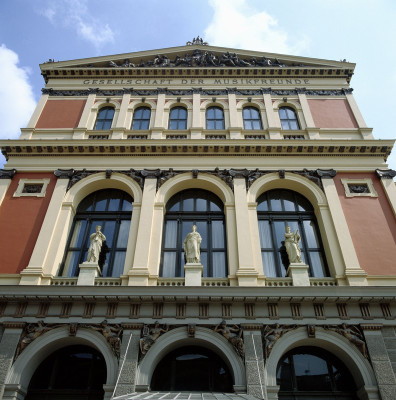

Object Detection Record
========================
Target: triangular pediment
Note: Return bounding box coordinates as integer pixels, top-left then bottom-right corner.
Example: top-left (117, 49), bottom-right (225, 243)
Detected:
top-left (40, 44), bottom-right (354, 71)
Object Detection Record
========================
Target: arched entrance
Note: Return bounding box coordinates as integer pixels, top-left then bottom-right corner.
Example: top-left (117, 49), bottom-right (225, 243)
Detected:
top-left (25, 345), bottom-right (107, 400)
top-left (277, 346), bottom-right (358, 399)
top-left (151, 345), bottom-right (233, 392)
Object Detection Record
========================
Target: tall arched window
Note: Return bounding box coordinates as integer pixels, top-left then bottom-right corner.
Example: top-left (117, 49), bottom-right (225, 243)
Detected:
top-left (279, 106), bottom-right (300, 130)
top-left (243, 106), bottom-right (262, 130)
top-left (169, 106), bottom-right (187, 129)
top-left (60, 189), bottom-right (133, 278)
top-left (257, 189), bottom-right (327, 277)
top-left (132, 106), bottom-right (151, 130)
top-left (206, 106), bottom-right (225, 129)
top-left (94, 106), bottom-right (115, 130)
top-left (26, 345), bottom-right (107, 400)
top-left (161, 189), bottom-right (227, 278)
top-left (277, 347), bottom-right (358, 399)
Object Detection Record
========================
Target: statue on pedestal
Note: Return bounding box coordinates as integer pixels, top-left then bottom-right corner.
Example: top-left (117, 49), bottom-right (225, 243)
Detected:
top-left (284, 226), bottom-right (302, 263)
top-left (87, 225), bottom-right (106, 263)
top-left (183, 225), bottom-right (202, 263)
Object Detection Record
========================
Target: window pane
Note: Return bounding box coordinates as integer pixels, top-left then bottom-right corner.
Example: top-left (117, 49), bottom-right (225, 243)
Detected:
top-left (257, 198), bottom-right (268, 211)
top-left (309, 252), bottom-right (325, 277)
top-left (164, 220), bottom-right (178, 248)
top-left (207, 108), bottom-right (215, 118)
top-left (169, 201), bottom-right (180, 212)
top-left (122, 199), bottom-right (133, 211)
top-left (212, 220), bottom-right (225, 248)
top-left (244, 120), bottom-right (253, 130)
top-left (116, 220), bottom-right (131, 248)
top-left (293, 353), bottom-right (331, 391)
top-left (212, 252), bottom-right (226, 277)
top-left (195, 221), bottom-right (207, 249)
top-left (252, 120), bottom-right (262, 130)
top-left (183, 198), bottom-right (194, 211)
top-left (285, 108), bottom-right (295, 119)
top-left (200, 252), bottom-right (208, 277)
top-left (102, 120), bottom-right (112, 130)
top-left (196, 198), bottom-right (207, 212)
top-left (303, 220), bottom-right (319, 248)
top-left (215, 120), bottom-right (224, 130)
top-left (269, 192), bottom-right (282, 211)
top-left (277, 356), bottom-right (293, 390)
top-left (258, 220), bottom-right (272, 248)
top-left (210, 201), bottom-right (221, 212)
top-left (207, 120), bottom-right (215, 130)
top-left (215, 108), bottom-right (223, 119)
top-left (162, 252), bottom-right (177, 277)
top-left (94, 192), bottom-right (108, 211)
top-left (142, 108), bottom-right (150, 118)
top-left (289, 121), bottom-right (299, 130)
top-left (111, 251), bottom-right (126, 277)
top-left (69, 220), bottom-right (87, 248)
top-left (140, 120), bottom-right (149, 129)
top-left (281, 121), bottom-right (290, 130)
top-left (169, 120), bottom-right (178, 130)
top-left (282, 190), bottom-right (295, 211)
top-left (179, 120), bottom-right (187, 129)
top-left (262, 252), bottom-right (277, 277)
top-left (64, 251), bottom-right (80, 277)
top-left (243, 108), bottom-right (250, 118)
top-left (279, 108), bottom-right (287, 119)
top-left (179, 108), bottom-right (187, 118)
top-left (102, 220), bottom-right (115, 248)
top-left (108, 194), bottom-right (121, 211)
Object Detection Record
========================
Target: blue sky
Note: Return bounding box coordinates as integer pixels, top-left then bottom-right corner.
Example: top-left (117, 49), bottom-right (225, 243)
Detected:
top-left (0, 0), bottom-right (395, 170)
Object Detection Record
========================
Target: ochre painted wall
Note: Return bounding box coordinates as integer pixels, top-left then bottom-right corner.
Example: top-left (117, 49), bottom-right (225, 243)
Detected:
top-left (36, 99), bottom-right (86, 128)
top-left (335, 173), bottom-right (396, 275)
top-left (0, 173), bottom-right (56, 274)
top-left (308, 99), bottom-right (358, 128)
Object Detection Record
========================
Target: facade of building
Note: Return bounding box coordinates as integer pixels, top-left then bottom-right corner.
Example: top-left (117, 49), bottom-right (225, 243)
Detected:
top-left (0, 40), bottom-right (396, 400)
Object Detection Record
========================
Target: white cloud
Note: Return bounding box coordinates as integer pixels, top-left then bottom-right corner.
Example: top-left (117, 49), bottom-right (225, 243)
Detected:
top-left (38, 0), bottom-right (115, 50)
top-left (0, 44), bottom-right (36, 140)
top-left (205, 0), bottom-right (309, 55)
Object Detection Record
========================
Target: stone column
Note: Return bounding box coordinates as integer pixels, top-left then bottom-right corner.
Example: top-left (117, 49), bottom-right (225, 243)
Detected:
top-left (73, 92), bottom-right (96, 139)
top-left (234, 178), bottom-right (258, 285)
top-left (129, 177), bottom-right (157, 285)
top-left (297, 90), bottom-right (319, 139)
top-left (26, 93), bottom-right (49, 129)
top-left (0, 323), bottom-right (25, 400)
top-left (191, 91), bottom-right (202, 139)
top-left (263, 91), bottom-right (281, 139)
top-left (228, 92), bottom-right (242, 139)
top-left (112, 326), bottom-right (142, 397)
top-left (362, 324), bottom-right (396, 400)
top-left (0, 170), bottom-right (16, 207)
top-left (152, 93), bottom-right (165, 139)
top-left (376, 170), bottom-right (396, 217)
top-left (319, 170), bottom-right (368, 285)
top-left (243, 327), bottom-right (265, 399)
top-left (112, 93), bottom-right (131, 138)
top-left (20, 171), bottom-right (70, 285)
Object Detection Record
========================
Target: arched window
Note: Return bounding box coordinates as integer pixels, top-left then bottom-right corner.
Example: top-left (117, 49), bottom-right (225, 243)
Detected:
top-left (60, 189), bottom-right (133, 278)
top-left (277, 346), bottom-right (358, 399)
top-left (94, 106), bottom-right (115, 130)
top-left (151, 346), bottom-right (233, 392)
top-left (206, 106), bottom-right (225, 129)
top-left (243, 106), bottom-right (262, 130)
top-left (169, 106), bottom-right (187, 130)
top-left (279, 106), bottom-right (300, 130)
top-left (257, 189), bottom-right (327, 277)
top-left (132, 106), bottom-right (151, 130)
top-left (26, 345), bottom-right (106, 400)
top-left (161, 189), bottom-right (227, 278)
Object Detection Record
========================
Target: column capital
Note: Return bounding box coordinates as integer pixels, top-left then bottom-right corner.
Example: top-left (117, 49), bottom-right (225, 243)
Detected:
top-left (0, 169), bottom-right (16, 179)
top-left (376, 169), bottom-right (396, 179)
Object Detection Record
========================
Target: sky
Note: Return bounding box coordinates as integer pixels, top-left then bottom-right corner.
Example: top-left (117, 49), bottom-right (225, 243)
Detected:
top-left (0, 0), bottom-right (396, 170)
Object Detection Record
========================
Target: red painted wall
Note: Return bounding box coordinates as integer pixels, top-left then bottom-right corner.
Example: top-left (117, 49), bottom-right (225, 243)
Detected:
top-left (335, 173), bottom-right (396, 275)
top-left (0, 173), bottom-right (56, 274)
top-left (308, 99), bottom-right (358, 128)
top-left (36, 99), bottom-right (86, 128)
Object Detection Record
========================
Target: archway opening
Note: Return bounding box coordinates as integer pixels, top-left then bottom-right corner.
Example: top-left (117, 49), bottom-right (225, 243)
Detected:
top-left (25, 345), bottom-right (107, 400)
top-left (151, 345), bottom-right (233, 392)
top-left (277, 346), bottom-right (358, 399)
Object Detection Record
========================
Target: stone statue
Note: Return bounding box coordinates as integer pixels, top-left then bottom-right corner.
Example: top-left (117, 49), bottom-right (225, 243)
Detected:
top-left (263, 324), bottom-right (296, 358)
top-left (87, 225), bottom-right (106, 263)
top-left (183, 225), bottom-right (202, 263)
top-left (140, 321), bottom-right (169, 355)
top-left (327, 324), bottom-right (368, 358)
top-left (214, 320), bottom-right (244, 358)
top-left (284, 226), bottom-right (302, 264)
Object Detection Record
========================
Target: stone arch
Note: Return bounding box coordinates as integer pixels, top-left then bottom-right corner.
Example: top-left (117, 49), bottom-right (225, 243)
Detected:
top-left (248, 172), bottom-right (342, 277)
top-left (5, 326), bottom-right (118, 396)
top-left (137, 326), bottom-right (246, 390)
top-left (156, 172), bottom-right (234, 206)
top-left (265, 327), bottom-right (379, 399)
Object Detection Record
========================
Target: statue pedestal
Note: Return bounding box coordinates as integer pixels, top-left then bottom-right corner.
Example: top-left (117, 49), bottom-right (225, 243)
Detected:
top-left (184, 263), bottom-right (203, 286)
top-left (287, 263), bottom-right (310, 286)
top-left (77, 262), bottom-right (101, 286)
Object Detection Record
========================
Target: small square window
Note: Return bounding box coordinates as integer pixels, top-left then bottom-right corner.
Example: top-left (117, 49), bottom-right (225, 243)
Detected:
top-left (341, 178), bottom-right (378, 198)
top-left (13, 178), bottom-right (50, 197)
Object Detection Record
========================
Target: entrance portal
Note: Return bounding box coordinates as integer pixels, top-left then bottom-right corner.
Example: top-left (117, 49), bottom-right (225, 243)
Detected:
top-left (151, 345), bottom-right (233, 392)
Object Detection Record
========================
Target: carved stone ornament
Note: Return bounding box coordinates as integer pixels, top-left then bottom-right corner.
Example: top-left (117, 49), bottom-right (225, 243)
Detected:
top-left (0, 169), bottom-right (16, 179)
top-left (316, 169), bottom-right (337, 179)
top-left (263, 324), bottom-right (297, 359)
top-left (16, 321), bottom-right (64, 358)
top-left (139, 321), bottom-right (169, 358)
top-left (81, 320), bottom-right (122, 358)
top-left (54, 168), bottom-right (74, 179)
top-left (324, 324), bottom-right (368, 358)
top-left (376, 169), bottom-right (396, 179)
top-left (214, 320), bottom-right (244, 358)
top-left (188, 324), bottom-right (196, 337)
top-left (43, 88), bottom-right (352, 97)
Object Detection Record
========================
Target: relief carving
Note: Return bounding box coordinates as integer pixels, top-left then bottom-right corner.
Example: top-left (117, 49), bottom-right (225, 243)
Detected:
top-left (325, 324), bottom-right (368, 358)
top-left (263, 324), bottom-right (297, 358)
top-left (214, 320), bottom-right (244, 358)
top-left (139, 321), bottom-right (169, 357)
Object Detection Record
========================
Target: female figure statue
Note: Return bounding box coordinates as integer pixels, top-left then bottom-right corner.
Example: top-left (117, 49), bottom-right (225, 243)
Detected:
top-left (87, 225), bottom-right (106, 263)
top-left (284, 226), bottom-right (302, 263)
top-left (183, 225), bottom-right (202, 263)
